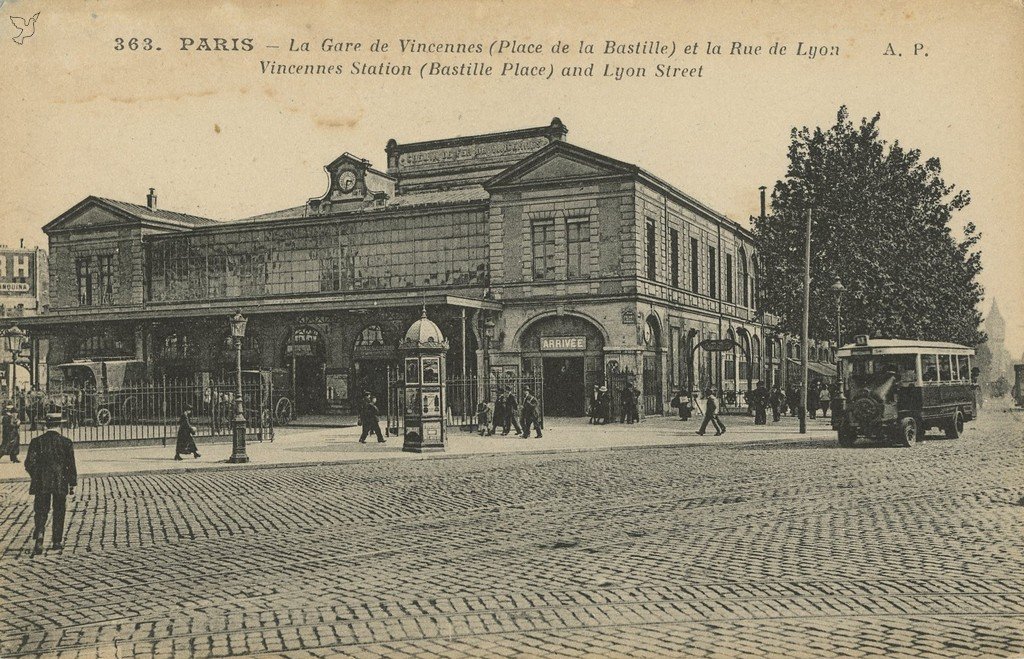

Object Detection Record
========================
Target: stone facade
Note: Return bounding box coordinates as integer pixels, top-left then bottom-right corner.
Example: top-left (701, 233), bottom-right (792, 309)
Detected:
top-left (22, 118), bottom-right (805, 417)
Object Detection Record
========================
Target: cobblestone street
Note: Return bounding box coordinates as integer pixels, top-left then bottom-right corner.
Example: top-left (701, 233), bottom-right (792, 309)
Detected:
top-left (1, 408), bottom-right (1023, 658)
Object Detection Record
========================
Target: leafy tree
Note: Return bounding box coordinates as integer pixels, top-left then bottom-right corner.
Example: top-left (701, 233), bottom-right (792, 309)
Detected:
top-left (754, 107), bottom-right (985, 346)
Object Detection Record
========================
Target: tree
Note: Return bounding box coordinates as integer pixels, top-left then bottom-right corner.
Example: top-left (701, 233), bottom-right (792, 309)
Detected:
top-left (754, 107), bottom-right (985, 346)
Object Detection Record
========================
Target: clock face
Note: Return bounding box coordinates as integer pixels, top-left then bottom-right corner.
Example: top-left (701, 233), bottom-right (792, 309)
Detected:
top-left (338, 171), bottom-right (357, 193)
top-left (643, 323), bottom-right (654, 344)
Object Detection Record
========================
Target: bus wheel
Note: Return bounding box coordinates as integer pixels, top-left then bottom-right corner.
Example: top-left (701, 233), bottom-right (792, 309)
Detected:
top-left (897, 417), bottom-right (918, 448)
top-left (837, 423), bottom-right (857, 447)
top-left (96, 407), bottom-right (112, 427)
top-left (945, 411), bottom-right (964, 439)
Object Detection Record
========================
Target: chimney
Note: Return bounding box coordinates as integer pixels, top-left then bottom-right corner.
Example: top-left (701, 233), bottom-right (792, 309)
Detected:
top-left (146, 188), bottom-right (158, 210)
top-left (758, 186), bottom-right (767, 220)
top-left (19, 239), bottom-right (24, 249)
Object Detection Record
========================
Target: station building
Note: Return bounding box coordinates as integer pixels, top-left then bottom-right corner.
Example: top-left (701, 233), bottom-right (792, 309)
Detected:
top-left (21, 118), bottom-right (816, 416)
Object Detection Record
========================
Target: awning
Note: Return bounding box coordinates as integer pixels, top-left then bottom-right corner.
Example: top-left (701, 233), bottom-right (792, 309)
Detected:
top-left (787, 358), bottom-right (838, 379)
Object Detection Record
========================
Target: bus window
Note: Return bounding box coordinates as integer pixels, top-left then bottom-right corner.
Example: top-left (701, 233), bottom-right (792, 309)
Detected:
top-left (922, 354), bottom-right (939, 382)
top-left (939, 355), bottom-right (953, 382)
top-left (957, 355), bottom-right (970, 381)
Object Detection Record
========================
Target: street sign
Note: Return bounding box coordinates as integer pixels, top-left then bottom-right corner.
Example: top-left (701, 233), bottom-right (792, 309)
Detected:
top-left (699, 338), bottom-right (738, 352)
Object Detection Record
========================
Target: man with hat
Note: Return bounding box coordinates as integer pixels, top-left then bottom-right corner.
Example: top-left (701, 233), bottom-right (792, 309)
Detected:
top-left (359, 393), bottom-right (385, 443)
top-left (24, 411), bottom-right (78, 554)
top-left (496, 386), bottom-right (523, 436)
top-left (520, 387), bottom-right (542, 439)
top-left (1, 402), bottom-right (21, 463)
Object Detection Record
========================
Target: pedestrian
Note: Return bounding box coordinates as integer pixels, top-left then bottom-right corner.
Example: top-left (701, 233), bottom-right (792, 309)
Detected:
top-left (476, 399), bottom-right (493, 436)
top-left (359, 395), bottom-right (385, 443)
top-left (807, 382), bottom-right (818, 419)
top-left (597, 386), bottom-right (611, 424)
top-left (787, 386), bottom-right (799, 417)
top-left (751, 381), bottom-right (768, 425)
top-left (520, 387), bottom-right (542, 438)
top-left (28, 385), bottom-right (43, 432)
top-left (819, 384), bottom-right (832, 418)
top-left (24, 412), bottom-right (78, 554)
top-left (622, 382), bottom-right (640, 424)
top-left (1, 403), bottom-right (21, 463)
top-left (672, 388), bottom-right (692, 421)
top-left (501, 386), bottom-right (523, 436)
top-left (696, 387), bottom-right (726, 436)
top-left (490, 389), bottom-right (507, 434)
top-left (769, 384), bottom-right (784, 423)
top-left (174, 405), bottom-right (201, 460)
top-left (588, 385), bottom-right (600, 424)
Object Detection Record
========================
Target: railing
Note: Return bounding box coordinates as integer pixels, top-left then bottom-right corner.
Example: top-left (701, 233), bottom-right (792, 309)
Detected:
top-left (2, 380), bottom-right (274, 445)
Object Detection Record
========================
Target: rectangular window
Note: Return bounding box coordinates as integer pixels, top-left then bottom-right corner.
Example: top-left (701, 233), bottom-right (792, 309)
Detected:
top-left (690, 238), bottom-right (699, 292)
top-left (76, 257), bottom-right (92, 306)
top-left (708, 246), bottom-right (718, 299)
top-left (645, 219), bottom-right (656, 280)
top-left (726, 253), bottom-right (734, 303)
top-left (531, 219), bottom-right (556, 280)
top-left (97, 255), bottom-right (114, 305)
top-left (670, 229), bottom-right (679, 287)
top-left (939, 354), bottom-right (953, 382)
top-left (566, 217), bottom-right (591, 279)
top-left (957, 355), bottom-right (970, 381)
top-left (922, 354), bottom-right (939, 382)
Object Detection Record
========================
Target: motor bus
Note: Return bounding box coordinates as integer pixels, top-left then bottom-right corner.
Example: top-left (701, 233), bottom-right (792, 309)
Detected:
top-left (836, 336), bottom-right (976, 447)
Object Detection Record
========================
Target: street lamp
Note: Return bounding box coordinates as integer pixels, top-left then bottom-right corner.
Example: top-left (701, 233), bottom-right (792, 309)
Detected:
top-left (831, 277), bottom-right (847, 418)
top-left (2, 325), bottom-right (27, 402)
top-left (228, 311), bottom-right (249, 464)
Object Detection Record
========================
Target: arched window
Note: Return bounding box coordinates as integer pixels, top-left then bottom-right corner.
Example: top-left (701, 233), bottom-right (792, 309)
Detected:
top-left (738, 331), bottom-right (750, 382)
top-left (356, 325), bottom-right (385, 347)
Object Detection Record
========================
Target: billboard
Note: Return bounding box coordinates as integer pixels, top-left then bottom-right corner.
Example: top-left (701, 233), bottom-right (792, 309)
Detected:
top-left (0, 249), bottom-right (36, 297)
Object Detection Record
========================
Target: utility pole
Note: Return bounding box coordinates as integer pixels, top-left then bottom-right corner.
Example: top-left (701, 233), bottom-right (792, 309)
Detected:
top-left (800, 207), bottom-right (811, 434)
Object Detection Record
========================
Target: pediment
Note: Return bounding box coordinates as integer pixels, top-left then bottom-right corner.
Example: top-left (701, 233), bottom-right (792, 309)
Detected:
top-left (43, 198), bottom-right (139, 233)
top-left (486, 141), bottom-right (637, 189)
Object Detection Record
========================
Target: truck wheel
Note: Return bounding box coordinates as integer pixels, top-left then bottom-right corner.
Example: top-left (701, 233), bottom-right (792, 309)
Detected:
top-left (897, 417), bottom-right (918, 448)
top-left (945, 411), bottom-right (964, 439)
top-left (837, 423), bottom-right (857, 447)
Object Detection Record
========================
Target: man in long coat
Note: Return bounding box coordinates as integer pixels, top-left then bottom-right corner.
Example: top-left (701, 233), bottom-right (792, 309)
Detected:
top-left (24, 412), bottom-right (78, 554)
top-left (520, 387), bottom-right (542, 438)
top-left (1, 403), bottom-right (21, 462)
top-left (501, 386), bottom-right (523, 436)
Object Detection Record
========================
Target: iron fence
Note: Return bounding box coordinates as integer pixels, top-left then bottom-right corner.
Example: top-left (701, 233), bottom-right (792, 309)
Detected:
top-left (2, 380), bottom-right (274, 445)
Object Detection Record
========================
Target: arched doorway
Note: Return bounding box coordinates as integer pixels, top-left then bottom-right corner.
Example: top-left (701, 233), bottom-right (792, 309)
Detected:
top-left (351, 324), bottom-right (396, 411)
top-left (519, 314), bottom-right (605, 417)
top-left (284, 326), bottom-right (327, 414)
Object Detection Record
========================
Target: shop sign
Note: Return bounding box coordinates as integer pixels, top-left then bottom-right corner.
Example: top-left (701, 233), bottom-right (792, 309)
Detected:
top-left (540, 336), bottom-right (587, 351)
top-left (296, 314), bottom-right (330, 326)
top-left (700, 338), bottom-right (738, 352)
top-left (0, 282), bottom-right (30, 294)
top-left (286, 344), bottom-right (314, 356)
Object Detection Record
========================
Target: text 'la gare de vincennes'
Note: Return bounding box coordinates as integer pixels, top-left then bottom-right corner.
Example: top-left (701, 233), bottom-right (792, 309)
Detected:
top-left (253, 38), bottom-right (842, 80)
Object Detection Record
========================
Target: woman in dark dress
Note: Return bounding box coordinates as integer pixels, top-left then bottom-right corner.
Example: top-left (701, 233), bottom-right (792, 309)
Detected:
top-left (174, 406), bottom-right (201, 460)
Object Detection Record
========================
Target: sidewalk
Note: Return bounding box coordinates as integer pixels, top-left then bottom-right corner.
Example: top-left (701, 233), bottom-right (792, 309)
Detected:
top-left (0, 413), bottom-right (841, 481)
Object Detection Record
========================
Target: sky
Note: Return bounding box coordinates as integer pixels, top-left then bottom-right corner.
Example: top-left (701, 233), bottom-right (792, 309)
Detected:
top-left (1, 0), bottom-right (1022, 356)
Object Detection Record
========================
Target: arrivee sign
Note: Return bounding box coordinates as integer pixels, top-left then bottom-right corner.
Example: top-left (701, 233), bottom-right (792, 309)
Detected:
top-left (540, 336), bottom-right (587, 351)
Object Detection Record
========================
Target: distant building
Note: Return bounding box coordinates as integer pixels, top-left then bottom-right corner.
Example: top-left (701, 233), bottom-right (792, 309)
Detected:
top-left (976, 298), bottom-right (1014, 388)
top-left (0, 240), bottom-right (48, 318)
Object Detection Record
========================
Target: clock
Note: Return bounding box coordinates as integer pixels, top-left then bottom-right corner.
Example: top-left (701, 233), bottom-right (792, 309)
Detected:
top-left (338, 171), bottom-right (357, 193)
top-left (643, 322), bottom-right (654, 345)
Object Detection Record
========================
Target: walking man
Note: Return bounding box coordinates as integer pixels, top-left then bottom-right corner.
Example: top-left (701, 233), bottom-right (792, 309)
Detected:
top-left (520, 387), bottom-right (542, 438)
top-left (697, 387), bottom-right (726, 436)
top-left (751, 381), bottom-right (768, 425)
top-left (25, 412), bottom-right (78, 554)
top-left (359, 395), bottom-right (385, 443)
top-left (174, 405), bottom-right (201, 460)
top-left (588, 385), bottom-right (600, 424)
top-left (1, 403), bottom-right (21, 463)
top-left (501, 386), bottom-right (523, 436)
top-left (769, 384), bottom-right (784, 423)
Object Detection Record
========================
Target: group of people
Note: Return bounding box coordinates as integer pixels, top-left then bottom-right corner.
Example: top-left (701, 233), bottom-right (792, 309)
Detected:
top-left (587, 383), bottom-right (642, 425)
top-left (476, 386), bottom-right (543, 438)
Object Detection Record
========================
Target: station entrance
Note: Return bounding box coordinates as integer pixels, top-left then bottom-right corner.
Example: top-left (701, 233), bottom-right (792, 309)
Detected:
top-left (520, 314), bottom-right (605, 418)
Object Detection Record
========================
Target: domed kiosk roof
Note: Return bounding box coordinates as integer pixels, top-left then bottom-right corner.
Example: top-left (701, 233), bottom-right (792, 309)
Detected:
top-left (400, 309), bottom-right (449, 351)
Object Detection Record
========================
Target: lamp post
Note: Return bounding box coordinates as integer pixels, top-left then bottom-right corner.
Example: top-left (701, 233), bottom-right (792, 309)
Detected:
top-left (228, 311), bottom-right (249, 464)
top-left (831, 277), bottom-right (847, 418)
top-left (2, 326), bottom-right (27, 403)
